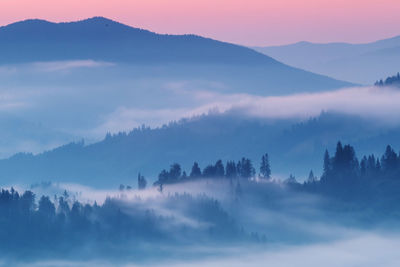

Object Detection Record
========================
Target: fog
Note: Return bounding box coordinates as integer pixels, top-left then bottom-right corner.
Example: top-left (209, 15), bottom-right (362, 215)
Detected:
top-left (13, 234), bottom-right (400, 266)
top-left (102, 85), bottom-right (400, 132)
top-left (4, 178), bottom-right (400, 266)
top-left (147, 234), bottom-right (400, 267)
top-left (0, 60), bottom-right (399, 157)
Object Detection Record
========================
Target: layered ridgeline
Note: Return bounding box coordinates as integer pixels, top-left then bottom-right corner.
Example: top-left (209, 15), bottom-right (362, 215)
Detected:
top-left (0, 17), bottom-right (354, 158)
top-left (2, 112), bottom-right (400, 187)
top-left (254, 36), bottom-right (400, 84)
top-left (0, 17), bottom-right (351, 95)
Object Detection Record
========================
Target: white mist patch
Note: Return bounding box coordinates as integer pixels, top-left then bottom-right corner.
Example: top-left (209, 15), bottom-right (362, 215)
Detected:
top-left (148, 234), bottom-right (400, 267)
top-left (7, 179), bottom-right (400, 266)
top-left (25, 180), bottom-right (361, 242)
top-left (27, 182), bottom-right (216, 229)
top-left (31, 60), bottom-right (115, 72)
top-left (238, 86), bottom-right (400, 122)
top-left (196, 86), bottom-right (400, 122)
top-left (29, 179), bottom-right (237, 205)
top-left (95, 86), bottom-right (400, 136)
top-left (28, 182), bottom-right (162, 204)
top-left (20, 234), bottom-right (400, 267)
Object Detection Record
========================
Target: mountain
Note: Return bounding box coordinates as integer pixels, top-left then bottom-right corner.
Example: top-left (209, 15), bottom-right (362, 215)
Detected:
top-left (0, 17), bottom-right (275, 65)
top-left (0, 17), bottom-right (352, 95)
top-left (0, 17), bottom-right (357, 158)
top-left (1, 112), bottom-right (399, 188)
top-left (254, 36), bottom-right (400, 84)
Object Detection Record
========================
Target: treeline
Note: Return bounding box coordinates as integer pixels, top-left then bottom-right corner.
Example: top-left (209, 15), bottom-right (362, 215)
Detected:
top-left (320, 142), bottom-right (400, 183)
top-left (0, 189), bottom-right (158, 255)
top-left (150, 142), bottom-right (400, 192)
top-left (375, 72), bottom-right (400, 87)
top-left (0, 188), bottom-right (241, 259)
top-left (154, 154), bottom-right (271, 186)
top-left (2, 141), bottom-right (400, 259)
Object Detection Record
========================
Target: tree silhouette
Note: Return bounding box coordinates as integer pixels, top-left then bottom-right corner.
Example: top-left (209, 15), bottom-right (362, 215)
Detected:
top-left (225, 161), bottom-right (237, 179)
top-left (138, 173), bottom-right (147, 190)
top-left (259, 153), bottom-right (271, 179)
top-left (190, 162), bottom-right (202, 178)
top-left (307, 170), bottom-right (316, 183)
top-left (237, 158), bottom-right (255, 179)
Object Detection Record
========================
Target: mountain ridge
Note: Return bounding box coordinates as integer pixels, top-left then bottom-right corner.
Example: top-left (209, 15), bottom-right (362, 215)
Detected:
top-left (0, 16), bottom-right (353, 95)
top-left (254, 35), bottom-right (400, 84)
top-left (1, 112), bottom-right (399, 188)
top-left (0, 16), bottom-right (282, 65)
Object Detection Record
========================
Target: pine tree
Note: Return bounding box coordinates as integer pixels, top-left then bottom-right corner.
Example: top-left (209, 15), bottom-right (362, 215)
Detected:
top-left (238, 158), bottom-right (255, 179)
top-left (381, 145), bottom-right (398, 173)
top-left (259, 153), bottom-right (271, 179)
top-left (323, 149), bottom-right (331, 178)
top-left (215, 160), bottom-right (225, 177)
top-left (190, 162), bottom-right (202, 178)
top-left (307, 170), bottom-right (316, 183)
top-left (169, 163), bottom-right (182, 181)
top-left (226, 161), bottom-right (237, 178)
top-left (138, 173), bottom-right (147, 190)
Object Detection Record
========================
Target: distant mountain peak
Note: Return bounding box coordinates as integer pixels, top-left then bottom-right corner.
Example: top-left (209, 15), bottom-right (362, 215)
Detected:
top-left (68, 16), bottom-right (131, 28)
top-left (1, 16), bottom-right (146, 34)
top-left (81, 16), bottom-right (116, 23)
top-left (2, 18), bottom-right (52, 29)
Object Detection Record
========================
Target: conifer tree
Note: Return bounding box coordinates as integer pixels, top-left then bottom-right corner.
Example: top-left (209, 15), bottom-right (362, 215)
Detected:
top-left (260, 153), bottom-right (271, 179)
top-left (138, 173), bottom-right (147, 190)
top-left (190, 162), bottom-right (202, 178)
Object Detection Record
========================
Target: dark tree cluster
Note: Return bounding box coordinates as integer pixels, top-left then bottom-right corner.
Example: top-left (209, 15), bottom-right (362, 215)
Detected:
top-left (301, 142), bottom-right (400, 201)
top-left (0, 188), bottom-right (160, 258)
top-left (321, 142), bottom-right (360, 186)
top-left (153, 155), bottom-right (270, 185)
top-left (259, 153), bottom-right (271, 179)
top-left (151, 141), bottom-right (400, 198)
top-left (137, 173), bottom-right (147, 190)
top-left (321, 142), bottom-right (400, 184)
top-left (375, 72), bottom-right (400, 87)
top-left (0, 187), bottom-right (242, 260)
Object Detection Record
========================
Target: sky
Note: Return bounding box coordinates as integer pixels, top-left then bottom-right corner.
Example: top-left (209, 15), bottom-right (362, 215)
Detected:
top-left (1, 0), bottom-right (400, 46)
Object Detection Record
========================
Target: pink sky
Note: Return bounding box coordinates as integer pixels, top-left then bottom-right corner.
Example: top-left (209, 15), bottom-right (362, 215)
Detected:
top-left (1, 0), bottom-right (400, 46)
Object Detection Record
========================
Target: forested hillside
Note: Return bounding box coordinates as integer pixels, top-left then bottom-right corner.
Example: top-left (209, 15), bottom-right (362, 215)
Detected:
top-left (1, 112), bottom-right (400, 187)
top-left (2, 142), bottom-right (400, 262)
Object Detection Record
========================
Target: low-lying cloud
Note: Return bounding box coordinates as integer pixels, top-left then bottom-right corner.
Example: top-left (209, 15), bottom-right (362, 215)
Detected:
top-left (235, 86), bottom-right (400, 122)
top-left (1, 62), bottom-right (400, 155)
top-left (98, 86), bottom-right (400, 135)
top-left (146, 234), bottom-right (400, 267)
top-left (191, 86), bottom-right (400, 122)
top-left (11, 179), bottom-right (400, 267)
